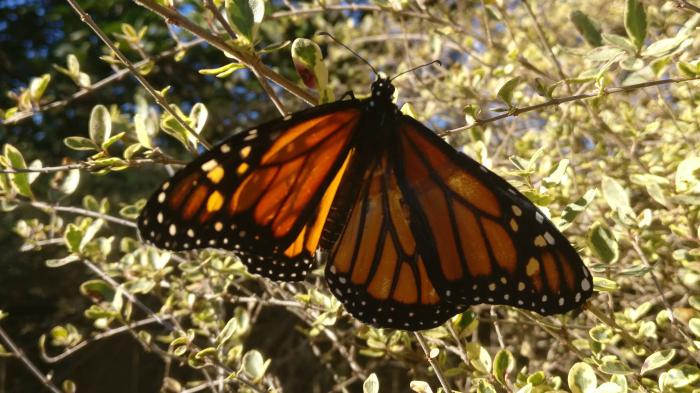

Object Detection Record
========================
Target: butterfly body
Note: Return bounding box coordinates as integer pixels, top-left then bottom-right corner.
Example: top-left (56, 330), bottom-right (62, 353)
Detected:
top-left (138, 77), bottom-right (593, 330)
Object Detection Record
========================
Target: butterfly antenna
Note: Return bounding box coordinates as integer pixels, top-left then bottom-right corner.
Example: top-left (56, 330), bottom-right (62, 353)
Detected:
top-left (316, 32), bottom-right (378, 77)
top-left (389, 60), bottom-right (442, 81)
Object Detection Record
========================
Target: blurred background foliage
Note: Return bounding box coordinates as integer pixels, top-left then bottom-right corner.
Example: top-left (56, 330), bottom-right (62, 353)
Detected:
top-left (1, 0), bottom-right (700, 392)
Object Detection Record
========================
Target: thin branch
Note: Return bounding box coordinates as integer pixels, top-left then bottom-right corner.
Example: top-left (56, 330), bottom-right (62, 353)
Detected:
top-left (521, 1), bottom-right (569, 84)
top-left (269, 4), bottom-right (483, 40)
top-left (41, 315), bottom-right (170, 363)
top-left (80, 258), bottom-right (266, 393)
top-left (629, 235), bottom-right (700, 364)
top-left (202, 0), bottom-right (287, 115)
top-left (676, 0), bottom-right (700, 13)
top-left (0, 325), bottom-right (63, 393)
top-left (27, 200), bottom-right (137, 228)
top-left (2, 38), bottom-right (204, 126)
top-left (441, 76), bottom-right (700, 136)
top-left (65, 0), bottom-right (212, 150)
top-left (134, 0), bottom-right (316, 105)
top-left (82, 259), bottom-right (175, 330)
top-left (414, 332), bottom-right (452, 393)
top-left (0, 157), bottom-right (185, 174)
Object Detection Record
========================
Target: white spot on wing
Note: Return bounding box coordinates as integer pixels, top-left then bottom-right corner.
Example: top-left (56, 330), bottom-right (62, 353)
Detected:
top-left (243, 129), bottom-right (258, 141)
top-left (581, 278), bottom-right (591, 291)
top-left (536, 212), bottom-right (544, 223)
top-left (201, 159), bottom-right (218, 172)
top-left (544, 232), bottom-right (555, 245)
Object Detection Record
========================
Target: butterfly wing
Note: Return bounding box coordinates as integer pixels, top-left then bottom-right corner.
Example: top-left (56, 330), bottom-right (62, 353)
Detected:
top-left (394, 117), bottom-right (594, 314)
top-left (325, 153), bottom-right (466, 330)
top-left (138, 101), bottom-right (362, 281)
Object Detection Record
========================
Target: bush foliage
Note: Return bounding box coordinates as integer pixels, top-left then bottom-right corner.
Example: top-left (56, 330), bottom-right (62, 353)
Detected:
top-left (1, 0), bottom-right (700, 392)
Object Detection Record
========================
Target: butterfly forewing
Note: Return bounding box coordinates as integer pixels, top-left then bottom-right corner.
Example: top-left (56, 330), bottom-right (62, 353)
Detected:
top-left (138, 102), bottom-right (361, 281)
top-left (394, 118), bottom-right (594, 314)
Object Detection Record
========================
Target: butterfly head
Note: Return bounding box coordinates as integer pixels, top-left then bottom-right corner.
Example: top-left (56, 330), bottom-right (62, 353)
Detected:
top-left (370, 78), bottom-right (396, 105)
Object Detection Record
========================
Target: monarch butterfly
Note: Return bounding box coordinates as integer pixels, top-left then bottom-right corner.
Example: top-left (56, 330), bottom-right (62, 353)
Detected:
top-left (138, 64), bottom-right (593, 331)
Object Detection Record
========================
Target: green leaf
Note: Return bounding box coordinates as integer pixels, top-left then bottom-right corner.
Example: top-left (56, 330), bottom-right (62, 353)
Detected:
top-left (64, 136), bottom-right (99, 151)
top-left (571, 11), bottom-right (603, 47)
top-left (194, 347), bottom-right (217, 360)
top-left (688, 318), bottom-right (700, 337)
top-left (594, 382), bottom-right (624, 393)
top-left (586, 46), bottom-right (626, 62)
top-left (45, 255), bottom-right (80, 268)
top-left (64, 224), bottom-right (82, 253)
top-left (57, 169), bottom-right (80, 194)
top-left (79, 279), bottom-right (115, 302)
top-left (527, 371), bottom-right (545, 385)
top-left (466, 343), bottom-right (492, 373)
top-left (189, 103), bottom-right (208, 135)
top-left (610, 375), bottom-right (628, 393)
top-left (292, 38), bottom-right (328, 93)
top-left (602, 176), bottom-right (634, 221)
top-left (363, 373), bottom-right (379, 393)
top-left (216, 318), bottom-right (239, 346)
top-left (67, 54), bottom-right (80, 76)
top-left (569, 362), bottom-right (597, 393)
top-left (602, 34), bottom-right (637, 54)
top-left (496, 77), bottom-right (521, 107)
top-left (588, 222), bottom-right (619, 263)
top-left (644, 35), bottom-right (689, 58)
top-left (516, 383), bottom-right (533, 393)
top-left (624, 0), bottom-right (647, 50)
top-left (3, 144), bottom-right (33, 197)
top-left (225, 0), bottom-right (264, 43)
top-left (561, 189), bottom-right (597, 223)
top-left (675, 157), bottom-right (700, 193)
top-left (89, 105), bottom-right (112, 147)
top-left (599, 360), bottom-right (634, 375)
top-left (123, 143), bottom-right (142, 160)
top-left (641, 349), bottom-right (675, 375)
top-left (260, 40), bottom-right (291, 54)
top-left (593, 277), bottom-right (619, 292)
top-left (241, 350), bottom-right (268, 382)
top-left (79, 219), bottom-right (103, 251)
top-left (543, 159), bottom-right (570, 185)
top-left (133, 113), bottom-right (153, 149)
top-left (677, 61), bottom-right (700, 77)
top-left (689, 296), bottom-right (700, 311)
top-left (589, 325), bottom-right (614, 343)
top-left (477, 380), bottom-right (497, 393)
top-left (160, 105), bottom-right (196, 150)
top-left (409, 380), bottom-right (433, 393)
top-left (101, 131), bottom-right (125, 151)
top-left (493, 349), bottom-right (515, 384)
top-left (29, 74), bottom-right (51, 102)
top-left (198, 63), bottom-right (245, 78)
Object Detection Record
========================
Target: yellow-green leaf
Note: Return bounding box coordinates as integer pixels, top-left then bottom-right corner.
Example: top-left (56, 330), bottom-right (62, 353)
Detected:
top-left (569, 362), bottom-right (597, 393)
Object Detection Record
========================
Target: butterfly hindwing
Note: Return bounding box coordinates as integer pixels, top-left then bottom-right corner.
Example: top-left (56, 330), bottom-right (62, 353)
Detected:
top-left (138, 101), bottom-right (362, 281)
top-left (394, 117), bottom-right (593, 314)
top-left (325, 154), bottom-right (466, 330)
